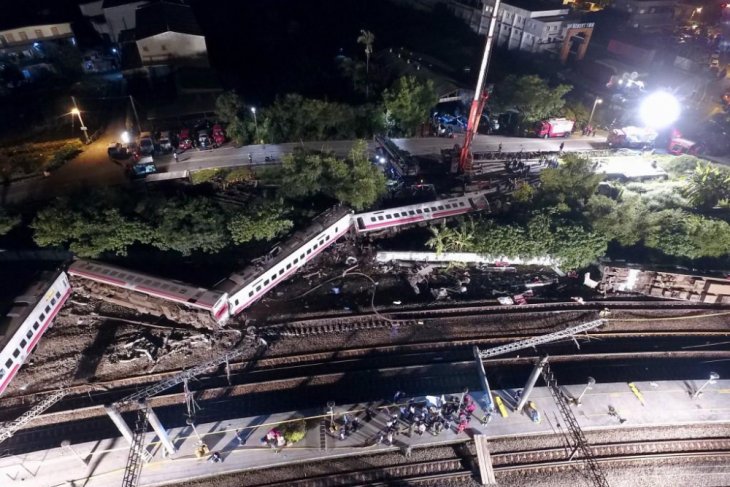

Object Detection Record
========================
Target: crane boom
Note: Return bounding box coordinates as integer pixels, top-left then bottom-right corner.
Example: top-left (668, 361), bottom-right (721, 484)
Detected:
top-left (459, 0), bottom-right (501, 174)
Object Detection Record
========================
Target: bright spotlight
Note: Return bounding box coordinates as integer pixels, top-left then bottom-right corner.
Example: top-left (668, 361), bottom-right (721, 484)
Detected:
top-left (639, 91), bottom-right (680, 129)
top-left (121, 131), bottom-right (130, 144)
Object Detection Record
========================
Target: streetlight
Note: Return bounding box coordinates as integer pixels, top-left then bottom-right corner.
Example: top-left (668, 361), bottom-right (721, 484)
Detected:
top-left (250, 106), bottom-right (258, 132)
top-left (575, 376), bottom-right (596, 406)
top-left (693, 372), bottom-right (720, 399)
top-left (640, 91), bottom-right (681, 129)
top-left (120, 131), bottom-right (130, 144)
top-left (70, 107), bottom-right (91, 144)
top-left (587, 96), bottom-right (602, 128)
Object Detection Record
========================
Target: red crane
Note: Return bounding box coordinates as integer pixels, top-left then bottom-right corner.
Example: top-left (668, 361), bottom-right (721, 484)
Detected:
top-left (458, 0), bottom-right (502, 174)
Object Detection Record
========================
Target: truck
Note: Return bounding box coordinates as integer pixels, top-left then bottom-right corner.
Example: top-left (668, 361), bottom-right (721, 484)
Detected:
top-left (607, 126), bottom-right (658, 149)
top-left (668, 137), bottom-right (703, 155)
top-left (535, 118), bottom-right (574, 138)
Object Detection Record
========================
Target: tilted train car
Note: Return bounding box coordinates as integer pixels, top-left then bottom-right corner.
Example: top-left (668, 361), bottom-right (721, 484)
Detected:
top-left (68, 260), bottom-right (230, 324)
top-left (353, 191), bottom-right (492, 233)
top-left (218, 206), bottom-right (353, 316)
top-left (0, 271), bottom-right (71, 396)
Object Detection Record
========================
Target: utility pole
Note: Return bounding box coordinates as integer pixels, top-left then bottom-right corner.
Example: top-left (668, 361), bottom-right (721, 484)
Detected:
top-left (129, 95), bottom-right (142, 135)
top-left (541, 362), bottom-right (609, 487)
top-left (70, 96), bottom-right (91, 144)
top-left (0, 389), bottom-right (67, 444)
top-left (515, 356), bottom-right (549, 412)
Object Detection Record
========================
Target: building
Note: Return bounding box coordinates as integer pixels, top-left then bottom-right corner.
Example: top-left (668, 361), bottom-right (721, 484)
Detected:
top-left (610, 0), bottom-right (677, 32)
top-left (0, 21), bottom-right (77, 82)
top-left (134, 1), bottom-right (209, 68)
top-left (448, 0), bottom-right (593, 60)
top-left (79, 0), bottom-right (150, 43)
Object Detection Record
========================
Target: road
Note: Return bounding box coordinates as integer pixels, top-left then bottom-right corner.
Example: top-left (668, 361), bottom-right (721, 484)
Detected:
top-left (159, 133), bottom-right (605, 172)
top-left (1, 132), bottom-right (606, 204)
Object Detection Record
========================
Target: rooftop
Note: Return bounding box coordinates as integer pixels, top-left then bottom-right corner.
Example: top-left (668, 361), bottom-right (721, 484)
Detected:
top-left (502, 0), bottom-right (567, 12)
top-left (135, 1), bottom-right (203, 39)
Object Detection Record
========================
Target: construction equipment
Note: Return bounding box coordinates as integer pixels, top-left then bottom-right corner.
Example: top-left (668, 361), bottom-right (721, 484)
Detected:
top-left (541, 362), bottom-right (610, 487)
top-left (0, 389), bottom-right (66, 445)
top-left (457, 0), bottom-right (501, 175)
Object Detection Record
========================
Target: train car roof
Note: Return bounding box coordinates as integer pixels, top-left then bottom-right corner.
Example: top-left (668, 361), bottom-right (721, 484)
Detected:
top-left (217, 206), bottom-right (352, 293)
top-left (0, 272), bottom-right (62, 347)
top-left (69, 260), bottom-right (225, 310)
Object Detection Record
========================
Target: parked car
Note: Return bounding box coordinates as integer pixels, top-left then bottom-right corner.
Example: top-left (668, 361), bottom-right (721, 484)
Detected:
top-left (212, 124), bottom-right (226, 146)
top-left (158, 131), bottom-right (173, 153)
top-left (197, 129), bottom-right (213, 150)
top-left (178, 128), bottom-right (193, 150)
top-left (107, 142), bottom-right (128, 159)
top-left (139, 132), bottom-right (155, 156)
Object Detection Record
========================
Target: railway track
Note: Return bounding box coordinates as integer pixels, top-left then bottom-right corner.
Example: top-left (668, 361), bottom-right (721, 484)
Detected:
top-left (257, 438), bottom-right (730, 486)
top-left (3, 324), bottom-right (728, 416)
top-left (261, 300), bottom-right (730, 337)
top-left (2, 345), bottom-right (729, 457)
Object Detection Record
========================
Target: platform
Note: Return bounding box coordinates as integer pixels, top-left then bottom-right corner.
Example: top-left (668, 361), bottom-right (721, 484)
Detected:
top-left (1, 379), bottom-right (728, 486)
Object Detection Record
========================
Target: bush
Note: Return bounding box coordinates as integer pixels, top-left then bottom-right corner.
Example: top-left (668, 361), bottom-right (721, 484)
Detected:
top-left (279, 418), bottom-right (307, 444)
top-left (44, 141), bottom-right (82, 172)
top-left (189, 168), bottom-right (222, 185)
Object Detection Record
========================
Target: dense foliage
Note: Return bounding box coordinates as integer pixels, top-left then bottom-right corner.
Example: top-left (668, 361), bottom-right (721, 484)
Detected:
top-left (383, 76), bottom-right (438, 136)
top-left (30, 190), bottom-right (293, 258)
top-left (0, 209), bottom-right (21, 236)
top-left (278, 140), bottom-right (386, 210)
top-left (492, 74), bottom-right (572, 126)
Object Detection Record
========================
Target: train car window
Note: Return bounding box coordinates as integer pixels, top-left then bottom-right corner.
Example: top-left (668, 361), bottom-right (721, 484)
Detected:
top-left (264, 279), bottom-right (269, 286)
top-left (409, 211), bottom-right (415, 216)
top-left (313, 243), bottom-right (319, 250)
top-left (33, 322), bottom-right (40, 330)
top-left (326, 235), bottom-right (330, 241)
top-left (431, 207), bottom-right (437, 211)
top-left (144, 280), bottom-right (152, 285)
top-left (307, 249), bottom-right (312, 254)
top-left (26, 331), bottom-right (33, 340)
top-left (460, 201), bottom-right (466, 206)
top-left (13, 349), bottom-right (20, 358)
top-left (371, 217), bottom-right (376, 222)
top-left (50, 298), bottom-right (56, 305)
top-left (101, 269), bottom-right (110, 274)
top-left (5, 359), bottom-right (12, 368)
top-left (438, 206), bottom-right (444, 210)
top-left (393, 212), bottom-right (400, 217)
top-left (45, 305), bottom-right (51, 313)
top-left (301, 253), bottom-right (305, 259)
top-left (135, 277), bottom-right (143, 283)
top-left (386, 214), bottom-right (392, 219)
top-left (39, 313), bottom-right (45, 321)
top-left (444, 204), bottom-right (451, 209)
top-left (279, 269), bottom-right (284, 275)
top-left (423, 208), bottom-right (430, 212)
top-left (256, 285), bottom-right (262, 292)
top-left (378, 216), bottom-right (384, 221)
top-left (20, 339), bottom-right (27, 348)
top-left (294, 258), bottom-right (299, 264)
top-left (109, 271), bottom-right (118, 277)
top-left (55, 291), bottom-right (61, 299)
top-left (416, 209), bottom-right (422, 214)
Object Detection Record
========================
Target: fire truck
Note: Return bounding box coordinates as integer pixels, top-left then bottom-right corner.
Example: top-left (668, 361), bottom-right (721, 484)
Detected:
top-left (607, 126), bottom-right (657, 149)
top-left (535, 118), bottom-right (574, 138)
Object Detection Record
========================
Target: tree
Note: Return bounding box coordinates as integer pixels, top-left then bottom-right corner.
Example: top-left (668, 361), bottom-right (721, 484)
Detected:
top-left (682, 162), bottom-right (730, 211)
top-left (383, 76), bottom-right (438, 136)
top-left (32, 196), bottom-right (152, 257)
top-left (357, 29), bottom-right (375, 98)
top-left (539, 154), bottom-right (603, 210)
top-left (329, 140), bottom-right (386, 210)
top-left (587, 195), bottom-right (649, 247)
top-left (561, 100), bottom-right (590, 127)
top-left (148, 197), bottom-right (229, 255)
top-left (215, 91), bottom-right (251, 145)
top-left (0, 209), bottom-right (20, 236)
top-left (493, 74), bottom-right (572, 127)
top-left (228, 201), bottom-right (293, 245)
top-left (278, 142), bottom-right (386, 209)
top-left (645, 209), bottom-right (730, 259)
